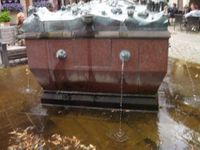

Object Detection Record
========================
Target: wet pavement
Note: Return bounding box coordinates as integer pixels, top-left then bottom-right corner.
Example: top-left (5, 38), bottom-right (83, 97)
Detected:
top-left (0, 58), bottom-right (200, 149)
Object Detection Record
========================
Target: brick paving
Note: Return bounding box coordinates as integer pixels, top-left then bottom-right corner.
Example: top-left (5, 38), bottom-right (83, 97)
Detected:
top-left (169, 26), bottom-right (200, 64)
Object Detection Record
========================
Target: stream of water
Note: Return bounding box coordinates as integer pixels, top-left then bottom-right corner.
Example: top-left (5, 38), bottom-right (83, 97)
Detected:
top-left (109, 60), bottom-right (128, 143)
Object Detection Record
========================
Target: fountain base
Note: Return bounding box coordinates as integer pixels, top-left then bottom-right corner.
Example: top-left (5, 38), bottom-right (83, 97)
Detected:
top-left (41, 90), bottom-right (158, 111)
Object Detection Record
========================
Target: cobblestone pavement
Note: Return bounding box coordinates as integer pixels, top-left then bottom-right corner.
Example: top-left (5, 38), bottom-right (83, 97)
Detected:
top-left (169, 26), bottom-right (200, 64)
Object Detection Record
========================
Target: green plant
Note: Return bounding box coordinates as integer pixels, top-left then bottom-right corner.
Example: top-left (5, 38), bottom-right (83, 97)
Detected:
top-left (0, 11), bottom-right (11, 22)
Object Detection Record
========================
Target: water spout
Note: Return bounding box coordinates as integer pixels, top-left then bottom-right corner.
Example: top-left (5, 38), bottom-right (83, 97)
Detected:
top-left (109, 50), bottom-right (131, 142)
top-left (119, 50), bottom-right (131, 62)
top-left (56, 49), bottom-right (67, 60)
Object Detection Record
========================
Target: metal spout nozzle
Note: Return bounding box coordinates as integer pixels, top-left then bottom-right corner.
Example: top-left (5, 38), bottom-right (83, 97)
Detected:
top-left (119, 50), bottom-right (131, 62)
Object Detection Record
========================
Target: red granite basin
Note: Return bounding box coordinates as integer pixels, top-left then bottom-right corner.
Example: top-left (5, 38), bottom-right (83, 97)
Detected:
top-left (26, 31), bottom-right (169, 95)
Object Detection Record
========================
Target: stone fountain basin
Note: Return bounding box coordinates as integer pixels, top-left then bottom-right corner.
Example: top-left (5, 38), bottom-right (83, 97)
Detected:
top-left (25, 30), bottom-right (169, 96)
top-left (23, 2), bottom-right (169, 109)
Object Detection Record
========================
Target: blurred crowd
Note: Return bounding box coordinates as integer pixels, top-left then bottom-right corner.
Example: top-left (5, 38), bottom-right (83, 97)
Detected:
top-left (147, 0), bottom-right (166, 12)
top-left (16, 0), bottom-right (200, 29)
top-left (167, 2), bottom-right (200, 25)
top-left (146, 0), bottom-right (200, 26)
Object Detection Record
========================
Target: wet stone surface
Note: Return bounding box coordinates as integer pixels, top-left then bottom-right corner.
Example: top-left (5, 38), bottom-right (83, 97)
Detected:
top-left (0, 58), bottom-right (200, 149)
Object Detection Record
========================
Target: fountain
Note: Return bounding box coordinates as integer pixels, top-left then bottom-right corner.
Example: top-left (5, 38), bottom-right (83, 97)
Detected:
top-left (21, 0), bottom-right (169, 110)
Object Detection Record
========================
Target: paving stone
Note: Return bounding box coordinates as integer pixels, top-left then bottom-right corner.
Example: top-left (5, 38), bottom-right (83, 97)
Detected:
top-left (168, 26), bottom-right (200, 64)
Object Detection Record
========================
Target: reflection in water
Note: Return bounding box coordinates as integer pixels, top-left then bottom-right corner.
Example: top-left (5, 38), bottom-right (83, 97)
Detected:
top-left (0, 59), bottom-right (199, 149)
top-left (169, 59), bottom-right (200, 107)
top-left (158, 91), bottom-right (198, 150)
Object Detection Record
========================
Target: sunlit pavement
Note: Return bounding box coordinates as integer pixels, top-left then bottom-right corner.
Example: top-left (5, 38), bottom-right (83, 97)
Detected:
top-left (169, 26), bottom-right (200, 64)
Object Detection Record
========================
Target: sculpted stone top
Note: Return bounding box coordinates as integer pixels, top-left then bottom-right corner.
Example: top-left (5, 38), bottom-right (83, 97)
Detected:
top-left (22, 0), bottom-right (169, 38)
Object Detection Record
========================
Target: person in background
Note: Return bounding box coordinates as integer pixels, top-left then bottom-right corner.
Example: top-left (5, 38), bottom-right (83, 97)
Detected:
top-left (159, 0), bottom-right (165, 11)
top-left (17, 12), bottom-right (25, 28)
top-left (168, 3), bottom-right (178, 25)
top-left (46, 2), bottom-right (54, 11)
top-left (16, 12), bottom-right (25, 46)
top-left (152, 0), bottom-right (159, 12)
top-left (185, 2), bottom-right (200, 18)
top-left (163, 3), bottom-right (168, 16)
top-left (183, 4), bottom-right (190, 14)
top-left (151, 0), bottom-right (155, 12)
top-left (184, 2), bottom-right (200, 31)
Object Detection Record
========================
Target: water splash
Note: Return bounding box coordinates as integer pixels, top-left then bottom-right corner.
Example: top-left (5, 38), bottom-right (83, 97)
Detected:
top-left (184, 62), bottom-right (198, 102)
top-left (25, 67), bottom-right (31, 93)
top-left (170, 42), bottom-right (199, 103)
top-left (24, 67), bottom-right (47, 132)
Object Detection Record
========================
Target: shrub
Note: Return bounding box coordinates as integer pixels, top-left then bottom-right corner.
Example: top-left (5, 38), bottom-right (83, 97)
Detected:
top-left (0, 11), bottom-right (11, 22)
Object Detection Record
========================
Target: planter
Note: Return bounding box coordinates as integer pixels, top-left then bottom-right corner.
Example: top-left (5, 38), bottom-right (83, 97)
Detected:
top-left (0, 22), bottom-right (11, 26)
top-left (3, 21), bottom-right (11, 26)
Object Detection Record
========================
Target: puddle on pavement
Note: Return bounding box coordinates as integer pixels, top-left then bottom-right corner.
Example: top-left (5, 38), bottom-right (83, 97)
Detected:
top-left (0, 58), bottom-right (200, 149)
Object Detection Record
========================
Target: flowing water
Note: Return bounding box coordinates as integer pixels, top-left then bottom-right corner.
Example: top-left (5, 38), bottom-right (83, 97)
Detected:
top-left (25, 67), bottom-right (31, 93)
top-left (0, 58), bottom-right (200, 149)
top-left (119, 60), bottom-right (124, 134)
top-left (109, 60), bottom-right (128, 143)
top-left (185, 60), bottom-right (198, 102)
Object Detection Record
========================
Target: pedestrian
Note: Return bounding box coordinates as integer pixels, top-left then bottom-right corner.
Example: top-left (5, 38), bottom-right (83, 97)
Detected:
top-left (163, 3), bottom-right (168, 16)
top-left (152, 0), bottom-right (159, 12)
top-left (152, 0), bottom-right (155, 12)
top-left (17, 12), bottom-right (25, 30)
top-left (183, 4), bottom-right (190, 14)
top-left (16, 12), bottom-right (25, 46)
top-left (183, 2), bottom-right (200, 31)
top-left (168, 3), bottom-right (178, 25)
top-left (185, 2), bottom-right (200, 18)
top-left (159, 0), bottom-right (165, 11)
top-left (147, 0), bottom-right (152, 11)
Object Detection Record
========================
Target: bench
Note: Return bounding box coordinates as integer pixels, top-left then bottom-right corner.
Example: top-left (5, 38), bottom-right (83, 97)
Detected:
top-left (0, 43), bottom-right (27, 67)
